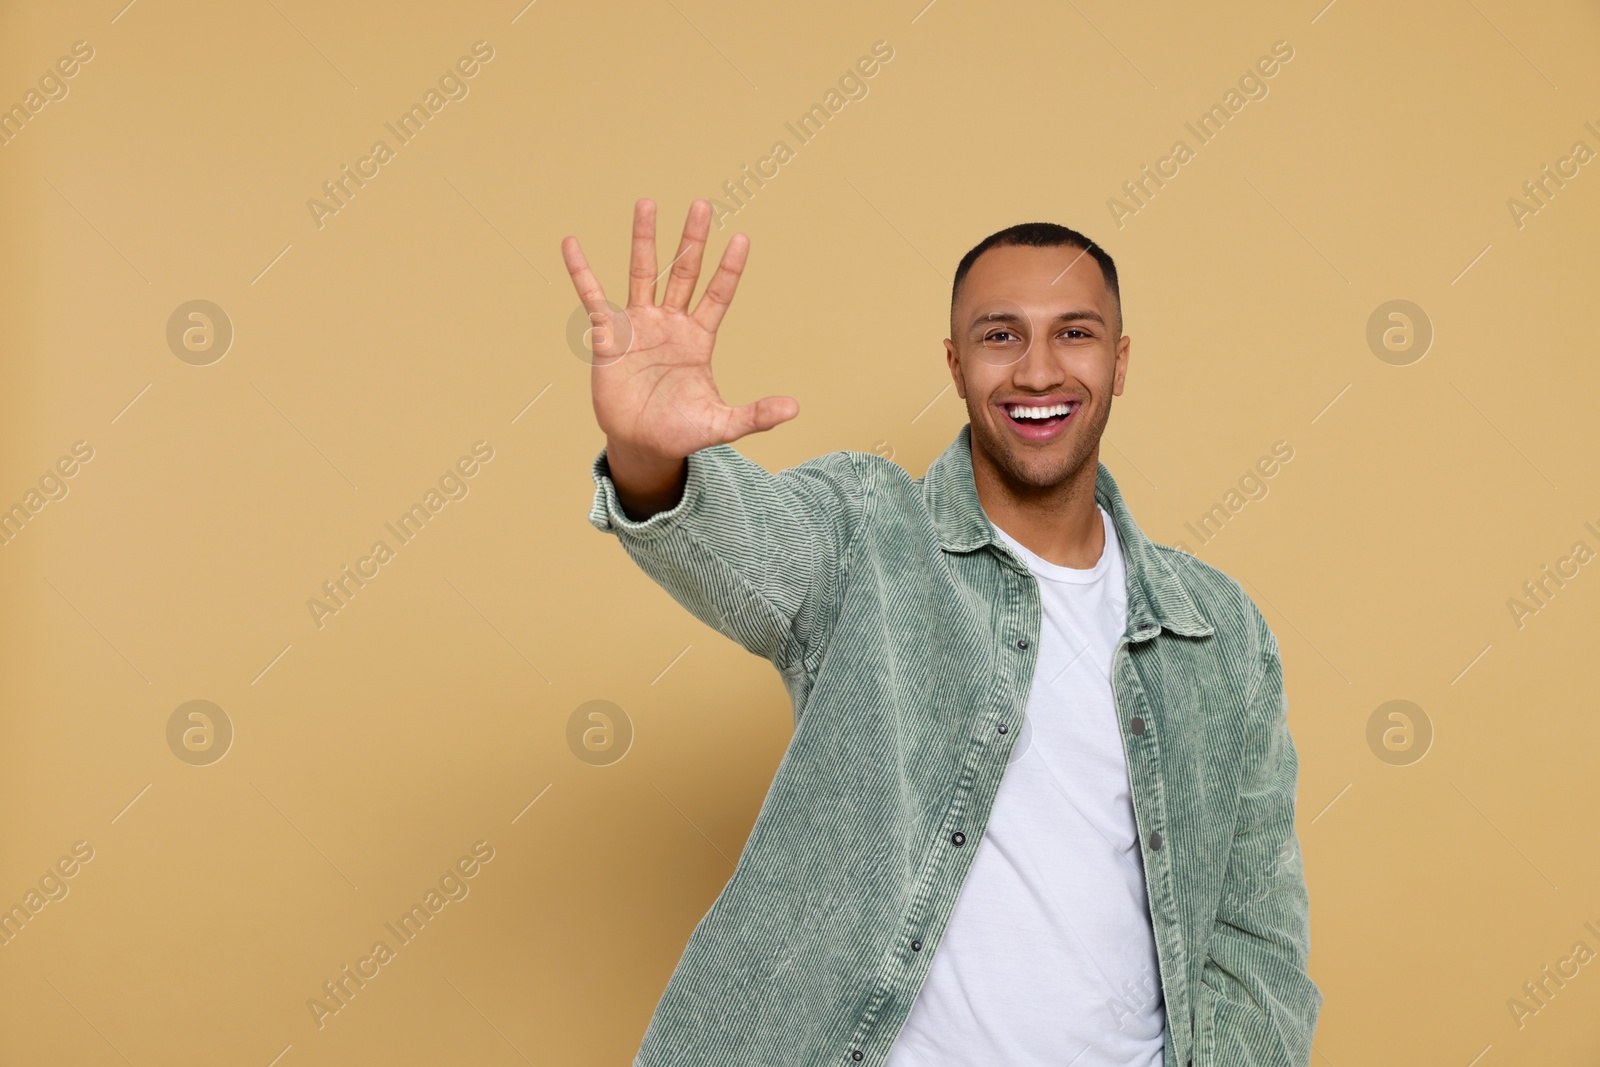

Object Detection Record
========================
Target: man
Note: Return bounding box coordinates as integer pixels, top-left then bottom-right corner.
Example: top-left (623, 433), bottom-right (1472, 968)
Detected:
top-left (563, 200), bottom-right (1321, 1067)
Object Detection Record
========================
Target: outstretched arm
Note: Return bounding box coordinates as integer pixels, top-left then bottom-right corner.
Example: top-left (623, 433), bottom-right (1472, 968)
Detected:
top-left (566, 200), bottom-right (866, 681)
top-left (587, 442), bottom-right (865, 679)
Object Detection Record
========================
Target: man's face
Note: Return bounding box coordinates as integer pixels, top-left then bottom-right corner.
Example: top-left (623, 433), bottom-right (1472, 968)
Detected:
top-left (944, 243), bottom-right (1129, 492)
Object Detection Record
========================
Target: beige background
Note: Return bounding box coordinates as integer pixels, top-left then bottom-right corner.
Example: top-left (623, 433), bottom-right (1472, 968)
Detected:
top-left (2, 0), bottom-right (1597, 1063)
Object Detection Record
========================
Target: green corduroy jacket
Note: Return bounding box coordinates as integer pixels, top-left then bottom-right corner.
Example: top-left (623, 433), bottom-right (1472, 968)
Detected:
top-left (587, 422), bottom-right (1322, 1067)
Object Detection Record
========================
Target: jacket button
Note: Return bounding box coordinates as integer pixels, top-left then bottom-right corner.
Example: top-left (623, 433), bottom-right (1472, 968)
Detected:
top-left (951, 831), bottom-right (966, 846)
top-left (997, 723), bottom-right (1008, 734)
top-left (1016, 639), bottom-right (1029, 650)
top-left (852, 1051), bottom-right (864, 1061)
top-left (1130, 716), bottom-right (1146, 735)
top-left (1149, 831), bottom-right (1163, 851)
top-left (911, 939), bottom-right (922, 951)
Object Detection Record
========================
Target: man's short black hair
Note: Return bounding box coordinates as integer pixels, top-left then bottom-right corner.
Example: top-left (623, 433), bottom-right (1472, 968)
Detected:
top-left (950, 222), bottom-right (1121, 337)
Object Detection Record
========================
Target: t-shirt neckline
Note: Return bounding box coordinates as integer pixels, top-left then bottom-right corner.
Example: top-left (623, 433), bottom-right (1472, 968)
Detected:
top-left (989, 505), bottom-right (1119, 586)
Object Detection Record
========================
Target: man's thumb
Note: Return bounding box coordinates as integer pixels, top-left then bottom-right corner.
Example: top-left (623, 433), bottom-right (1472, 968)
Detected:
top-left (724, 395), bottom-right (799, 441)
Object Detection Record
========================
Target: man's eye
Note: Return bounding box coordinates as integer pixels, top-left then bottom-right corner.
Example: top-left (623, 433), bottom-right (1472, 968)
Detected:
top-left (983, 330), bottom-right (1017, 344)
top-left (1062, 328), bottom-right (1091, 339)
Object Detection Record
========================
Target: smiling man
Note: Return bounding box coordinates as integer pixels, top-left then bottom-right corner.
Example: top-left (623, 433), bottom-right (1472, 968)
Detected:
top-left (566, 201), bottom-right (1321, 1067)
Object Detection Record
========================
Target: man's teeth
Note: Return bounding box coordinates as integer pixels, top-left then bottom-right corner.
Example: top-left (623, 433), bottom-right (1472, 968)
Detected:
top-left (1007, 402), bottom-right (1076, 420)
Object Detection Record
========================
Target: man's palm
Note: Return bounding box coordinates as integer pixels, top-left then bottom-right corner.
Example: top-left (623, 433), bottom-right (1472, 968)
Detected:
top-left (561, 199), bottom-right (798, 461)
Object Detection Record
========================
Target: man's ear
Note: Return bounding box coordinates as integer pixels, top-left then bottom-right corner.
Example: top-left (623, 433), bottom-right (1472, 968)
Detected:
top-left (1112, 332), bottom-right (1130, 397)
top-left (944, 338), bottom-right (966, 399)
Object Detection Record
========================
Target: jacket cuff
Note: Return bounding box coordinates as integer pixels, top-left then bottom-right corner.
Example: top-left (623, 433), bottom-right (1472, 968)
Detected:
top-left (587, 445), bottom-right (707, 540)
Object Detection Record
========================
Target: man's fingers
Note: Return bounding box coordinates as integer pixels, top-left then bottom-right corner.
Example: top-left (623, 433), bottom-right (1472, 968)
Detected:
top-left (722, 395), bottom-right (799, 443)
top-left (560, 235), bottom-right (610, 317)
top-left (692, 232), bottom-right (749, 334)
top-left (627, 198), bottom-right (659, 308)
top-left (661, 200), bottom-right (712, 313)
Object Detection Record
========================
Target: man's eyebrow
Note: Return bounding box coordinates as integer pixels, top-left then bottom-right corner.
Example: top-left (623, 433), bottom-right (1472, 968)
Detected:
top-left (968, 310), bottom-right (1026, 330)
top-left (1052, 309), bottom-right (1106, 326)
top-left (967, 308), bottom-right (1106, 330)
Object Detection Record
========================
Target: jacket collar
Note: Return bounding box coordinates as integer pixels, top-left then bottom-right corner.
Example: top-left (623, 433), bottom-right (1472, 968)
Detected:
top-left (921, 423), bottom-right (1214, 640)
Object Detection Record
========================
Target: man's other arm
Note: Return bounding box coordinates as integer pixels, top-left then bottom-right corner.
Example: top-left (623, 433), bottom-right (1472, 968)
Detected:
top-left (1199, 608), bottom-right (1324, 1066)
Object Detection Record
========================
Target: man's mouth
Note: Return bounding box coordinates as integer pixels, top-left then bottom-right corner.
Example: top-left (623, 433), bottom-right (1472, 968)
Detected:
top-left (999, 399), bottom-right (1080, 441)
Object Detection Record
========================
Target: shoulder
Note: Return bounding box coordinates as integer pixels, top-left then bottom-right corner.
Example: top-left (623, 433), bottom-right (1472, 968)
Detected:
top-left (1151, 542), bottom-right (1277, 662)
top-left (760, 449), bottom-right (899, 537)
top-left (786, 447), bottom-right (918, 501)
top-left (791, 448), bottom-right (906, 478)
top-left (785, 447), bottom-right (873, 478)
top-left (775, 448), bottom-right (875, 497)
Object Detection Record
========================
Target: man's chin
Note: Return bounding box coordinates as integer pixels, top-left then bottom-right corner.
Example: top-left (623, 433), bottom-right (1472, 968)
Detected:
top-left (987, 441), bottom-right (1079, 491)
top-left (1006, 456), bottom-right (1076, 491)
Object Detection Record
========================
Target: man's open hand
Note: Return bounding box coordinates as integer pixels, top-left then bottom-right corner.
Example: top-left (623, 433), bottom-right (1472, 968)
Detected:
top-left (561, 199), bottom-right (799, 475)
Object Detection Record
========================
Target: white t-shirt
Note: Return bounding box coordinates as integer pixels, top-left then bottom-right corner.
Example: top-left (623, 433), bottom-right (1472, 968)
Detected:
top-left (885, 503), bottom-right (1165, 1067)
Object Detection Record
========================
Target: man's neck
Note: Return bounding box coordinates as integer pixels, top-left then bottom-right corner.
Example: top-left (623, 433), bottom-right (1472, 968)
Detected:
top-left (971, 439), bottom-right (1104, 570)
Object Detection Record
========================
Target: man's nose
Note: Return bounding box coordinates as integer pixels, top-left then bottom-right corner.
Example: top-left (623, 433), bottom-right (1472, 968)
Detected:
top-left (1010, 336), bottom-right (1064, 385)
